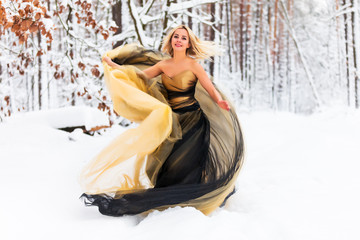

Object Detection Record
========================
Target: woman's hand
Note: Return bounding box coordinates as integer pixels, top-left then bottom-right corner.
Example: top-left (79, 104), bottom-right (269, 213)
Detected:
top-left (102, 56), bottom-right (112, 64)
top-left (217, 100), bottom-right (230, 111)
top-left (102, 56), bottom-right (121, 69)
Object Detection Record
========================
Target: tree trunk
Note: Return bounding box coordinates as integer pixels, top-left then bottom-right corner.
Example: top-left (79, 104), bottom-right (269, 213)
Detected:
top-left (37, 31), bottom-right (42, 110)
top-left (188, 7), bottom-right (193, 29)
top-left (66, 3), bottom-right (75, 106)
top-left (351, 0), bottom-right (360, 107)
top-left (113, 0), bottom-right (123, 48)
top-left (287, 0), bottom-right (293, 111)
top-left (226, 1), bottom-right (232, 72)
top-left (209, 3), bottom-right (215, 76)
top-left (343, 0), bottom-right (351, 106)
top-left (239, 0), bottom-right (245, 81)
top-left (159, 0), bottom-right (172, 50)
top-left (271, 0), bottom-right (279, 110)
top-left (245, 0), bottom-right (251, 91)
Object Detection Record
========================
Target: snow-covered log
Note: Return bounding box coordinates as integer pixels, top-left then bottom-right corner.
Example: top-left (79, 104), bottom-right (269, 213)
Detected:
top-left (5, 106), bottom-right (110, 133)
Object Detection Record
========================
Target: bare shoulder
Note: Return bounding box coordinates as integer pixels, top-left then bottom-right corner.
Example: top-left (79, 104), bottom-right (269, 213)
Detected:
top-left (143, 60), bottom-right (167, 78)
top-left (152, 59), bottom-right (168, 72)
top-left (157, 59), bottom-right (168, 65)
top-left (190, 59), bottom-right (206, 76)
top-left (157, 59), bottom-right (171, 71)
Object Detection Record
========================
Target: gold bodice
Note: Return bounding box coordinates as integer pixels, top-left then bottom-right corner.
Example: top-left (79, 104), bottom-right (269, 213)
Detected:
top-left (161, 70), bottom-right (198, 109)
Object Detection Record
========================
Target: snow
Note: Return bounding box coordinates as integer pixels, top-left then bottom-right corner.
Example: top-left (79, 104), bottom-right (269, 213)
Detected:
top-left (42, 18), bottom-right (55, 32)
top-left (1, 108), bottom-right (360, 240)
top-left (4, 106), bottom-right (110, 131)
top-left (169, 0), bottom-right (218, 13)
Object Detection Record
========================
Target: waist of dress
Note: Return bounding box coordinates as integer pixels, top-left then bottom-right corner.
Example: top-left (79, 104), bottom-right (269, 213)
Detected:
top-left (172, 102), bottom-right (200, 114)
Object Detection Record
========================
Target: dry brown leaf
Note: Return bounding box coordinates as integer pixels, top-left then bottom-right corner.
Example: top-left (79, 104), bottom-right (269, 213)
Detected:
top-left (20, 19), bottom-right (32, 31)
top-left (11, 23), bottom-right (20, 32)
top-left (18, 9), bottom-right (25, 17)
top-left (91, 67), bottom-right (100, 77)
top-left (29, 22), bottom-right (38, 33)
top-left (4, 21), bottom-right (13, 29)
top-left (35, 12), bottom-right (41, 21)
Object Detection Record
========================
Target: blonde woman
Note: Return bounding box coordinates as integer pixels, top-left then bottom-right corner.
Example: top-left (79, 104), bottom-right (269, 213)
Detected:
top-left (80, 25), bottom-right (244, 216)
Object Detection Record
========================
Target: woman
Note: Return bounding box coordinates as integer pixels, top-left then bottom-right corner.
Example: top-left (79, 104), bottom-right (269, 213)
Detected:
top-left (80, 25), bottom-right (244, 216)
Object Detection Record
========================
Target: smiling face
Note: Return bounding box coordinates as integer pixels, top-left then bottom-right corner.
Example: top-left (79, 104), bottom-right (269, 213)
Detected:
top-left (171, 28), bottom-right (191, 54)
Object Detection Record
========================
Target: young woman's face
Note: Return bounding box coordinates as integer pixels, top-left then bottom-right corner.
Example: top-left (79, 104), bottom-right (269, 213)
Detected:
top-left (171, 28), bottom-right (190, 53)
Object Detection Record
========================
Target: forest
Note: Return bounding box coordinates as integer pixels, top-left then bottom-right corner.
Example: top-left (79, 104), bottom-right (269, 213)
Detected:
top-left (0, 0), bottom-right (359, 121)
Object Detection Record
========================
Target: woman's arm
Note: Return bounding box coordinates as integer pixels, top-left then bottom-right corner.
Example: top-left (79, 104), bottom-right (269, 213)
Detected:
top-left (102, 56), bottom-right (163, 79)
top-left (142, 62), bottom-right (163, 79)
top-left (102, 56), bottom-right (121, 69)
top-left (193, 62), bottom-right (230, 111)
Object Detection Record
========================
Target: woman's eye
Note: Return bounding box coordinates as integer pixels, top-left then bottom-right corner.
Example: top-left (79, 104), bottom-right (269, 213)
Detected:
top-left (174, 36), bottom-right (178, 38)
top-left (182, 38), bottom-right (186, 40)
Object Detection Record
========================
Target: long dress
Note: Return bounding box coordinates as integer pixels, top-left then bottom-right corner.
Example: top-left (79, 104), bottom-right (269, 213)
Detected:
top-left (79, 44), bottom-right (245, 216)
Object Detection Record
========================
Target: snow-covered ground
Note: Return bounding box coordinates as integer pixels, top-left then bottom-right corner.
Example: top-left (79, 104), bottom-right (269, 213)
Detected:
top-left (1, 108), bottom-right (359, 240)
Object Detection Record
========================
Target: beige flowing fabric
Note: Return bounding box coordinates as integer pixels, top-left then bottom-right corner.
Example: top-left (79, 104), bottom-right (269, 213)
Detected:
top-left (79, 44), bottom-right (245, 216)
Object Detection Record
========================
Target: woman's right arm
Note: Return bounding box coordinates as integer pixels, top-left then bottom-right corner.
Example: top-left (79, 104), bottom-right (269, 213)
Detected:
top-left (142, 62), bottom-right (163, 79)
top-left (102, 56), bottom-right (163, 79)
top-left (102, 56), bottom-right (121, 69)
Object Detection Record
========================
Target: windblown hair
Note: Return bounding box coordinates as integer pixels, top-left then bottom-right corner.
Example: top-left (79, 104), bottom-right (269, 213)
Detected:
top-left (161, 25), bottom-right (221, 60)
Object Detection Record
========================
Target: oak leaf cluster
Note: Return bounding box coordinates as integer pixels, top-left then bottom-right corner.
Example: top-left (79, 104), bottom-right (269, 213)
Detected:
top-left (0, 0), bottom-right (53, 45)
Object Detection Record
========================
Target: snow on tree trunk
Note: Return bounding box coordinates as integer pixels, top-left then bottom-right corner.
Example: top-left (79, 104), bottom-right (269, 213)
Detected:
top-left (351, 0), bottom-right (360, 107)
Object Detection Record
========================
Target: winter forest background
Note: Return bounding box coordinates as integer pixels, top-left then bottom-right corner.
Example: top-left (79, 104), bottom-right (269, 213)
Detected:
top-left (1, 0), bottom-right (360, 121)
top-left (1, 2), bottom-right (360, 239)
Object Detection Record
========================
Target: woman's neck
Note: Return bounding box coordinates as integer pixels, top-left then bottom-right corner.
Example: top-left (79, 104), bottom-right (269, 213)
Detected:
top-left (172, 50), bottom-right (187, 62)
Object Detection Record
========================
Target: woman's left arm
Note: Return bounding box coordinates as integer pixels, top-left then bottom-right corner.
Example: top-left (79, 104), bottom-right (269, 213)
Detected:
top-left (193, 62), bottom-right (230, 111)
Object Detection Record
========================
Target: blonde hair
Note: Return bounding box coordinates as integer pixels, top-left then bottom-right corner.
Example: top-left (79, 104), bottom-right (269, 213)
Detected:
top-left (161, 25), bottom-right (221, 60)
